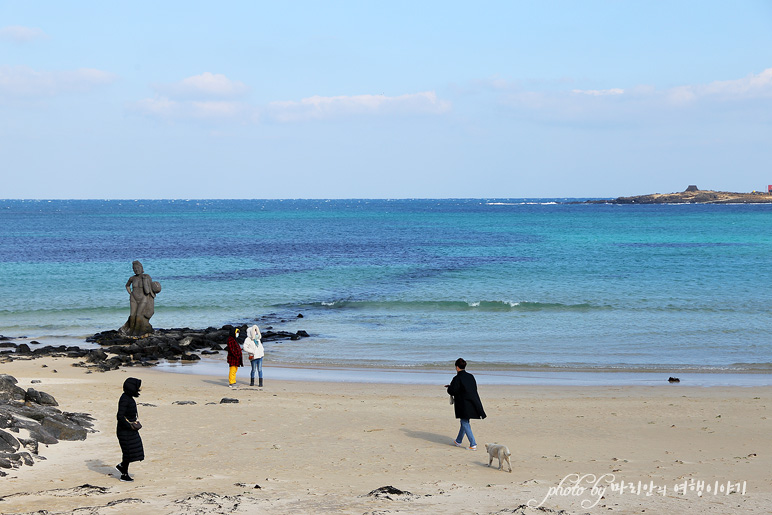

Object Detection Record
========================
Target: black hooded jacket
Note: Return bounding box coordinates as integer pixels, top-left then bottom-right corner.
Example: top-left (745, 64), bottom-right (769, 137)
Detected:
top-left (116, 377), bottom-right (144, 462)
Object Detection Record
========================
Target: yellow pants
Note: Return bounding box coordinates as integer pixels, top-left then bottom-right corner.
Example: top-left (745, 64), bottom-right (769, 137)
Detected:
top-left (229, 366), bottom-right (237, 385)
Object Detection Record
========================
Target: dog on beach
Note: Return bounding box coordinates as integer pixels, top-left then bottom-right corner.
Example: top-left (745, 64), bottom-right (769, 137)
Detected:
top-left (485, 443), bottom-right (512, 472)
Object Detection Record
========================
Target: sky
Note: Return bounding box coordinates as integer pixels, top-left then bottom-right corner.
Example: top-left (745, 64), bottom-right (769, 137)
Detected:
top-left (2, 1), bottom-right (772, 199)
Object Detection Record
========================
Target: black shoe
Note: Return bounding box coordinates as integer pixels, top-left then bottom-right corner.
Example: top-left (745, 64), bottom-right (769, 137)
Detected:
top-left (250, 379), bottom-right (254, 386)
top-left (120, 474), bottom-right (133, 482)
top-left (116, 463), bottom-right (126, 475)
top-left (258, 378), bottom-right (263, 387)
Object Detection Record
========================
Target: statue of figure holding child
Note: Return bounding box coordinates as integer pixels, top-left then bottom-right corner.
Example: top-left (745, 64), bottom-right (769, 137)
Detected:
top-left (120, 260), bottom-right (162, 337)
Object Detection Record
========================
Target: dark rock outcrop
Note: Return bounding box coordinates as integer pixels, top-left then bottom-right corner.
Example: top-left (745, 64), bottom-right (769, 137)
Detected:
top-left (0, 375), bottom-right (95, 475)
top-left (2, 320), bottom-right (310, 373)
top-left (80, 323), bottom-right (309, 372)
top-left (25, 388), bottom-right (59, 406)
top-left (0, 375), bottom-right (26, 402)
top-left (0, 429), bottom-right (20, 453)
top-left (367, 485), bottom-right (414, 500)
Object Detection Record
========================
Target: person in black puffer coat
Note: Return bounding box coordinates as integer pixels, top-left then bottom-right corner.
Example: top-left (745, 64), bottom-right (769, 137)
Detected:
top-left (116, 377), bottom-right (144, 482)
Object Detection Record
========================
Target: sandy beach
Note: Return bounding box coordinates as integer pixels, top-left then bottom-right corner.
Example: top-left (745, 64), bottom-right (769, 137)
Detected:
top-left (0, 357), bottom-right (770, 514)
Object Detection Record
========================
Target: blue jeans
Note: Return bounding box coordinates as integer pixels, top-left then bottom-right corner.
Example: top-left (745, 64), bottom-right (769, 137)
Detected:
top-left (250, 358), bottom-right (263, 381)
top-left (456, 419), bottom-right (476, 447)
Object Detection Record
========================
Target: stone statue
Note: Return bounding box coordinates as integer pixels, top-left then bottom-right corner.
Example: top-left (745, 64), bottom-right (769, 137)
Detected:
top-left (120, 260), bottom-right (161, 337)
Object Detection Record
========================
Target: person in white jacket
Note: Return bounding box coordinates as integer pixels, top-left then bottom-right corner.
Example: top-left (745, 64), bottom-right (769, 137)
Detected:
top-left (243, 325), bottom-right (265, 387)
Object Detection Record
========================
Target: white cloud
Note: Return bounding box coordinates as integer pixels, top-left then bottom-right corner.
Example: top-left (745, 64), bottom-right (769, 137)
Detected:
top-left (707, 68), bottom-right (772, 96)
top-left (496, 67), bottom-right (772, 122)
top-left (132, 89), bottom-right (450, 125)
top-left (133, 97), bottom-right (178, 117)
top-left (190, 100), bottom-right (246, 118)
top-left (665, 86), bottom-right (697, 106)
top-left (132, 96), bottom-right (251, 121)
top-left (267, 91), bottom-right (451, 122)
top-left (0, 66), bottom-right (116, 96)
top-left (668, 67), bottom-right (772, 105)
top-left (0, 25), bottom-right (48, 43)
top-left (134, 72), bottom-right (254, 122)
top-left (572, 88), bottom-right (624, 96)
top-left (152, 72), bottom-right (249, 99)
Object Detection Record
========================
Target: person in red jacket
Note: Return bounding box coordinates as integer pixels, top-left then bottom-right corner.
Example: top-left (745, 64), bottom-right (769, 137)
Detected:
top-left (446, 358), bottom-right (486, 450)
top-left (226, 327), bottom-right (243, 388)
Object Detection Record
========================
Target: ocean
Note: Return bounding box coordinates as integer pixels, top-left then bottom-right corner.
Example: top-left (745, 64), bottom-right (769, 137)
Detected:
top-left (1, 199), bottom-right (771, 385)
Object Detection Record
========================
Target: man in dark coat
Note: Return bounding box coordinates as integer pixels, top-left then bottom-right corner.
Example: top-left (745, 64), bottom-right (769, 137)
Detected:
top-left (116, 377), bottom-right (144, 482)
top-left (446, 358), bottom-right (486, 450)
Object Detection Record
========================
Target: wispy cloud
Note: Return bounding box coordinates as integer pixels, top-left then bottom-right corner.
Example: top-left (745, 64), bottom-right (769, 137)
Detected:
top-left (134, 73), bottom-right (450, 124)
top-left (0, 25), bottom-right (48, 43)
top-left (133, 72), bottom-right (253, 122)
top-left (572, 88), bottom-right (624, 96)
top-left (152, 72), bottom-right (249, 99)
top-left (495, 67), bottom-right (772, 122)
top-left (0, 66), bottom-right (116, 96)
top-left (666, 67), bottom-right (772, 105)
top-left (133, 97), bottom-right (252, 121)
top-left (267, 91), bottom-right (451, 122)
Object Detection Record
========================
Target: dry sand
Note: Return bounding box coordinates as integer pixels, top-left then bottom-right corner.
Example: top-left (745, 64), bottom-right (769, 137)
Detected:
top-left (1, 357), bottom-right (770, 514)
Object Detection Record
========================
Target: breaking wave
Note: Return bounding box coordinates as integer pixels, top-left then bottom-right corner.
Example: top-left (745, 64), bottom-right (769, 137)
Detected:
top-left (292, 299), bottom-right (604, 312)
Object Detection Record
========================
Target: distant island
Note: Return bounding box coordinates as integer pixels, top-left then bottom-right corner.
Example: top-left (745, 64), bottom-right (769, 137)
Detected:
top-left (584, 185), bottom-right (772, 204)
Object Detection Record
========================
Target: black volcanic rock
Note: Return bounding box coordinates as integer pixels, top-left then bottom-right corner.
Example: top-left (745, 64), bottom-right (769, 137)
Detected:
top-left (25, 388), bottom-right (58, 406)
top-left (0, 375), bottom-right (27, 403)
top-left (3, 321), bottom-right (309, 373)
top-left (0, 429), bottom-right (20, 453)
top-left (0, 375), bottom-right (95, 473)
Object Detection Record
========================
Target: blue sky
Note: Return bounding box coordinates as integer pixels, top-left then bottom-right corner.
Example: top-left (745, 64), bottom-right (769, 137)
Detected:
top-left (2, 1), bottom-right (772, 198)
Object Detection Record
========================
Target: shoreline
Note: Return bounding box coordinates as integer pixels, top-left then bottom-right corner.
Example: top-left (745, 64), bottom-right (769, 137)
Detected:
top-left (0, 356), bottom-right (769, 514)
top-left (159, 360), bottom-right (772, 387)
top-left (5, 334), bottom-right (772, 387)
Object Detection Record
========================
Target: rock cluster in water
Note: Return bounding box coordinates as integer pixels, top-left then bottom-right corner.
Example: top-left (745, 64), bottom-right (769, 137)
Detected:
top-left (0, 321), bottom-right (309, 372)
top-left (0, 336), bottom-right (91, 362)
top-left (0, 374), bottom-right (95, 475)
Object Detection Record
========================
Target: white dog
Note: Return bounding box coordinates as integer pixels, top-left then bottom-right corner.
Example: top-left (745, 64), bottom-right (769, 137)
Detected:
top-left (485, 443), bottom-right (512, 472)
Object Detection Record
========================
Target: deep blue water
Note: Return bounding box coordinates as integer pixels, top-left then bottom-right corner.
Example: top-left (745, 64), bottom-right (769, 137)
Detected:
top-left (1, 199), bottom-right (771, 374)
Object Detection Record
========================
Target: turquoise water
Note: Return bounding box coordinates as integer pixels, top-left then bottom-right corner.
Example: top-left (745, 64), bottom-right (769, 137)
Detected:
top-left (1, 199), bottom-right (771, 374)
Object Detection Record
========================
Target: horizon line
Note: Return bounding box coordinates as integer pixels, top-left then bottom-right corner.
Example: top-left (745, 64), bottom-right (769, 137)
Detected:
top-left (0, 197), bottom-right (608, 201)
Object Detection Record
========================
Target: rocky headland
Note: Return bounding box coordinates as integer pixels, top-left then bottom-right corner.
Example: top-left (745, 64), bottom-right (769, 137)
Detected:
top-left (584, 186), bottom-right (772, 204)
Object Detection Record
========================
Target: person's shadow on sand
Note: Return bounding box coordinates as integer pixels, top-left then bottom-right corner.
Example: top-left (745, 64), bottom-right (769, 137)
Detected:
top-left (86, 459), bottom-right (119, 478)
top-left (400, 428), bottom-right (451, 445)
top-left (202, 379), bottom-right (230, 387)
top-left (400, 429), bottom-right (489, 468)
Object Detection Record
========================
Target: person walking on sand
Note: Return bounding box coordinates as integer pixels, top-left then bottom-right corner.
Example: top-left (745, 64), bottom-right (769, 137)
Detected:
top-left (116, 377), bottom-right (144, 482)
top-left (446, 358), bottom-right (486, 450)
top-left (242, 324), bottom-right (265, 387)
top-left (226, 326), bottom-right (243, 388)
